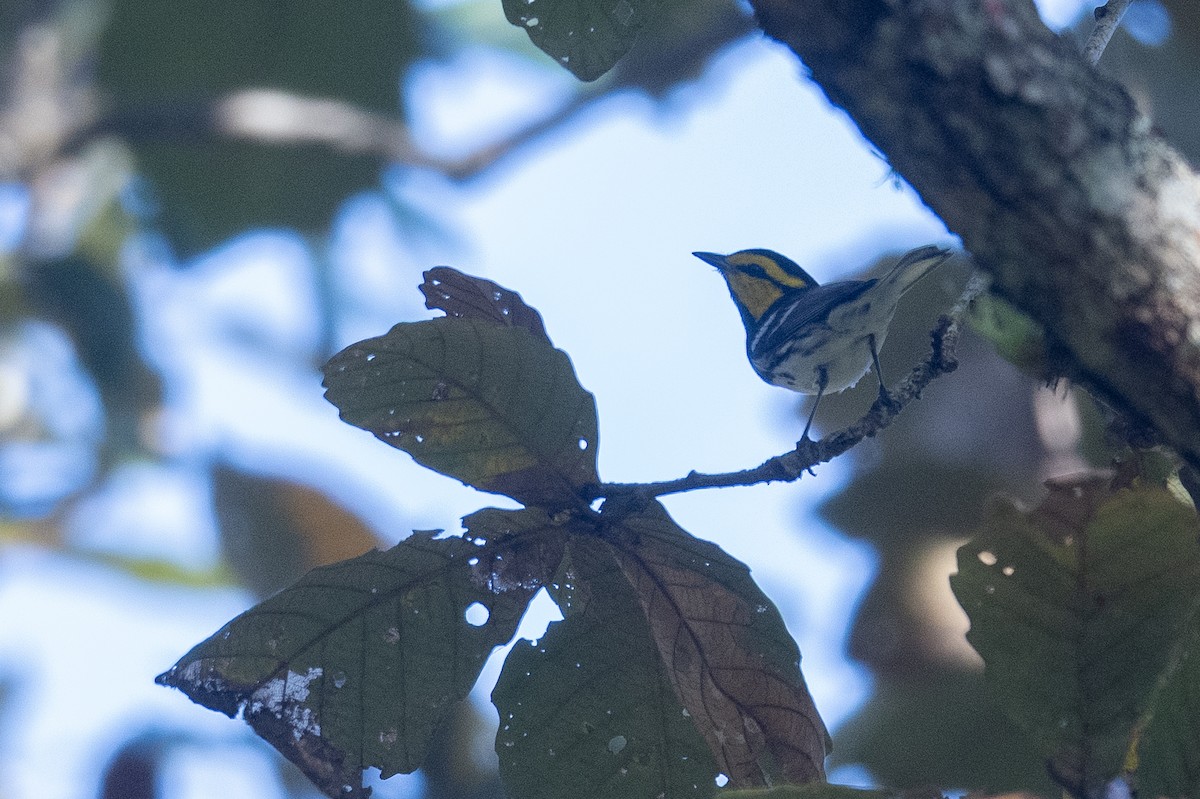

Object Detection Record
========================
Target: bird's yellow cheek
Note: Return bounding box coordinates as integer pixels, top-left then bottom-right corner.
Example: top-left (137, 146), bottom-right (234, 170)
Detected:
top-left (724, 272), bottom-right (783, 321)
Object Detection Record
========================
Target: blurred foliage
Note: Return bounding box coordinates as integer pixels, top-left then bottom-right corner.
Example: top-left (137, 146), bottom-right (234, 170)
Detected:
top-left (96, 0), bottom-right (427, 252)
top-left (831, 672), bottom-right (1055, 794)
top-left (953, 475), bottom-right (1200, 797)
top-left (966, 294), bottom-right (1050, 378)
top-left (22, 255), bottom-right (160, 462)
top-left (212, 465), bottom-right (382, 598)
top-left (97, 1), bottom-right (423, 107)
top-left (1137, 612), bottom-right (1200, 798)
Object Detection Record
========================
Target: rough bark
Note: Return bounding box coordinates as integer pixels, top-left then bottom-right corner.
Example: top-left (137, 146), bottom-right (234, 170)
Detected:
top-left (748, 0), bottom-right (1200, 466)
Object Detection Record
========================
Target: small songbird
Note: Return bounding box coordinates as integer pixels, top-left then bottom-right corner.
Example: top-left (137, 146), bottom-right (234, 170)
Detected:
top-left (693, 245), bottom-right (952, 439)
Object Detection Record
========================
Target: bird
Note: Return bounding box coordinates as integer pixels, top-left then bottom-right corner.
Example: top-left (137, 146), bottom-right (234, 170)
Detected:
top-left (693, 245), bottom-right (952, 440)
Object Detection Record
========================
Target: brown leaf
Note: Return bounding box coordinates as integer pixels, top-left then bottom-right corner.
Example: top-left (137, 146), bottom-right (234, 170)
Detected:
top-left (213, 465), bottom-right (381, 597)
top-left (420, 267), bottom-right (550, 344)
top-left (605, 501), bottom-right (829, 787)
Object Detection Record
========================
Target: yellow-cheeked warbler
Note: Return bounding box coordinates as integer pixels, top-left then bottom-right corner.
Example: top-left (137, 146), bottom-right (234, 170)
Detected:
top-left (693, 245), bottom-right (952, 439)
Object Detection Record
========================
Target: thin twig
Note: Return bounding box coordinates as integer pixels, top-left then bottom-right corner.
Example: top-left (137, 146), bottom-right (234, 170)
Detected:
top-left (1083, 0), bottom-right (1134, 66)
top-left (586, 274), bottom-right (988, 500)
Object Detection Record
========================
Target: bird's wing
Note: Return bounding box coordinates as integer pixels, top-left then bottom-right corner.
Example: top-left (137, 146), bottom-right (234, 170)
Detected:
top-left (749, 279), bottom-right (876, 359)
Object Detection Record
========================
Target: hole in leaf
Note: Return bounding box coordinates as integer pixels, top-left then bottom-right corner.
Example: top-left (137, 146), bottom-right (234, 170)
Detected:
top-left (525, 16), bottom-right (539, 25)
top-left (1002, 565), bottom-right (1015, 576)
top-left (977, 550), bottom-right (998, 566)
top-left (715, 774), bottom-right (729, 787)
top-left (464, 602), bottom-right (490, 626)
top-left (578, 437), bottom-right (589, 450)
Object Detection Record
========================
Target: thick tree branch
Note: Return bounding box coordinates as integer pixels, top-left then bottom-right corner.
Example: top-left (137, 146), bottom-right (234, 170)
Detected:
top-left (747, 0), bottom-right (1200, 469)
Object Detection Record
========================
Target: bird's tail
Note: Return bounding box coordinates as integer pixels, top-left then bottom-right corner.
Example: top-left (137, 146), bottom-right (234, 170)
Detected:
top-left (883, 245), bottom-right (952, 294)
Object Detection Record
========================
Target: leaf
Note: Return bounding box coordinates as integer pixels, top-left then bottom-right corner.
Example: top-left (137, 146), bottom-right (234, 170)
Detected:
top-left (96, 0), bottom-right (426, 251)
top-left (493, 534), bottom-right (719, 799)
top-left (420, 266), bottom-right (551, 345)
top-left (831, 671), bottom-right (1057, 794)
top-left (966, 293), bottom-right (1050, 377)
top-left (1136, 615), bottom-right (1200, 798)
top-left (950, 475), bottom-right (1200, 798)
top-left (606, 499), bottom-right (829, 787)
top-left (502, 0), bottom-right (657, 81)
top-left (129, 141), bottom-right (381, 254)
top-left (213, 464), bottom-right (381, 597)
top-left (323, 317), bottom-right (598, 507)
top-left (157, 508), bottom-right (566, 799)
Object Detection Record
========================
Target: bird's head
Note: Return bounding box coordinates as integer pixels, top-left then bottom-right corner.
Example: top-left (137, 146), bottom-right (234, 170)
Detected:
top-left (693, 248), bottom-right (818, 327)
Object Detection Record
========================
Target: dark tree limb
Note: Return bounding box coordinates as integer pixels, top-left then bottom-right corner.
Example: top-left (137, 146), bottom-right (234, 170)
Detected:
top-left (745, 0), bottom-right (1200, 469)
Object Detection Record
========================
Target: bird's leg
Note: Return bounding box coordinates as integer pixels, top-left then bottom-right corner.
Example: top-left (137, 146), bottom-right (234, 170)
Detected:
top-left (869, 335), bottom-right (895, 409)
top-left (801, 367), bottom-right (827, 441)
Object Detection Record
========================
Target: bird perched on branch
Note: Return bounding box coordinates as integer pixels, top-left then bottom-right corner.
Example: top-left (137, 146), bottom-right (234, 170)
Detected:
top-left (694, 245), bottom-right (952, 439)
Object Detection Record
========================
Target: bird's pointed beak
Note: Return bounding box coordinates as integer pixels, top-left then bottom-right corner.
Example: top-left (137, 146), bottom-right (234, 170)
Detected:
top-left (692, 251), bottom-right (728, 269)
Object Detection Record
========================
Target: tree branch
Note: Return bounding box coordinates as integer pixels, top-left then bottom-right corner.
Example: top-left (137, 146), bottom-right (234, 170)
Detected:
top-left (745, 0), bottom-right (1200, 470)
top-left (1083, 0), bottom-right (1134, 65)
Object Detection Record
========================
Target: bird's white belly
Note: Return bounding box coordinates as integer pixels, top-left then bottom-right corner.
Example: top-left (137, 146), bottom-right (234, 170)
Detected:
top-left (756, 331), bottom-right (885, 395)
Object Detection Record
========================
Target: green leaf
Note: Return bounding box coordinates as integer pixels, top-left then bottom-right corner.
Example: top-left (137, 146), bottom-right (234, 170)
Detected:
top-left (323, 317), bottom-right (599, 507)
top-left (950, 476), bottom-right (1200, 797)
top-left (831, 671), bottom-right (1056, 794)
top-left (605, 499), bottom-right (829, 788)
top-left (966, 293), bottom-right (1050, 376)
top-left (157, 508), bottom-right (566, 799)
top-left (1137, 615), bottom-right (1200, 798)
top-left (493, 535), bottom-right (719, 799)
top-left (129, 140), bottom-right (381, 254)
top-left (502, 0), bottom-right (657, 81)
top-left (96, 0), bottom-right (425, 251)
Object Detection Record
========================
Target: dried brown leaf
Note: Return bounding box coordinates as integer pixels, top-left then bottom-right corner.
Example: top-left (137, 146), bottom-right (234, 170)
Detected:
top-left (605, 500), bottom-right (829, 787)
